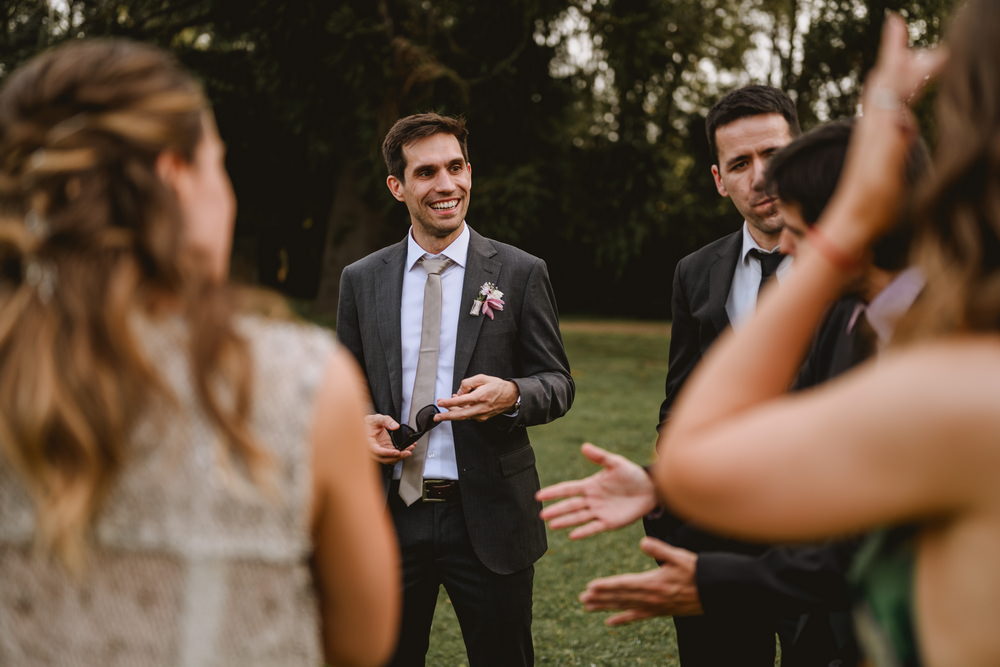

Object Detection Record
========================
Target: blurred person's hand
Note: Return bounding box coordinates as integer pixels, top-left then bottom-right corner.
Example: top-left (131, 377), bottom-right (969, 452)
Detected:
top-left (537, 443), bottom-right (658, 539)
top-left (580, 537), bottom-right (703, 625)
top-left (830, 13), bottom-right (948, 252)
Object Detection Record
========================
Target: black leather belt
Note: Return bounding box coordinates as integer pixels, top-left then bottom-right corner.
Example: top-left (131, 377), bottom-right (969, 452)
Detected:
top-left (421, 479), bottom-right (460, 502)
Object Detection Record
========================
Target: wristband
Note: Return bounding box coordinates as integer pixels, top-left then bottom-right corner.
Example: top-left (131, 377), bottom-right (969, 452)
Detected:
top-left (806, 226), bottom-right (863, 271)
top-left (867, 86), bottom-right (903, 112)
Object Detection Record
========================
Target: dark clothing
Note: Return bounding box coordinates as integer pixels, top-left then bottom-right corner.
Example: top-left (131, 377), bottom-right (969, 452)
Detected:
top-left (337, 227), bottom-right (573, 664)
top-left (386, 485), bottom-right (535, 667)
top-left (652, 231), bottom-right (868, 666)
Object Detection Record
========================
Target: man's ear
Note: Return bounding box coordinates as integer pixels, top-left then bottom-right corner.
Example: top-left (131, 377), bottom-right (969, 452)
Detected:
top-left (386, 174), bottom-right (405, 202)
top-left (711, 164), bottom-right (728, 198)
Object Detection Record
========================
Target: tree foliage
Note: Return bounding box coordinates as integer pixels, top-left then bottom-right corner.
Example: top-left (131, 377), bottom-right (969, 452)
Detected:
top-left (0, 0), bottom-right (958, 317)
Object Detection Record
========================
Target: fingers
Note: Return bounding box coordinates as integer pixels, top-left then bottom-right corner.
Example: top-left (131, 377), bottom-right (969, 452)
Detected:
top-left (434, 405), bottom-right (492, 422)
top-left (580, 442), bottom-right (612, 467)
top-left (638, 536), bottom-right (676, 561)
top-left (435, 376), bottom-right (516, 423)
top-left (365, 413), bottom-right (399, 430)
top-left (536, 479), bottom-right (586, 503)
top-left (568, 521), bottom-right (611, 541)
top-left (434, 393), bottom-right (503, 422)
top-left (371, 442), bottom-right (413, 464)
top-left (454, 374), bottom-right (489, 396)
top-left (434, 388), bottom-right (490, 419)
top-left (870, 11), bottom-right (947, 104)
top-left (538, 497), bottom-right (610, 539)
top-left (877, 12), bottom-right (907, 69)
top-left (605, 609), bottom-right (655, 626)
top-left (435, 393), bottom-right (484, 411)
top-left (580, 577), bottom-right (659, 611)
top-left (582, 571), bottom-right (648, 598)
top-left (436, 385), bottom-right (488, 410)
top-left (546, 508), bottom-right (593, 530)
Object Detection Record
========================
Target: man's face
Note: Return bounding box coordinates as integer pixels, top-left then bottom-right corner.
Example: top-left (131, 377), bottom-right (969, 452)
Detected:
top-left (777, 200), bottom-right (808, 257)
top-left (711, 113), bottom-right (793, 248)
top-left (386, 132), bottom-right (471, 242)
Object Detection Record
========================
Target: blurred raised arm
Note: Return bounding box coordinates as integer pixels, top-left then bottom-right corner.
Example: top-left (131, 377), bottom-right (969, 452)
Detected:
top-left (310, 348), bottom-right (400, 667)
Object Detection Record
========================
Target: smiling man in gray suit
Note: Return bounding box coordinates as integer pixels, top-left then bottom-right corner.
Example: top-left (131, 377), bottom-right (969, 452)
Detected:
top-left (336, 113), bottom-right (574, 666)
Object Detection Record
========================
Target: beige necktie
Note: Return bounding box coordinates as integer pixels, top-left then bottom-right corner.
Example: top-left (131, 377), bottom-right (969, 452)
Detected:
top-left (399, 256), bottom-right (452, 505)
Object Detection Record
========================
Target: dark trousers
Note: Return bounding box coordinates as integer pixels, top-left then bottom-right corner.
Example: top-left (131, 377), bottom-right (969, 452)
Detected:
top-left (673, 615), bottom-right (777, 667)
top-left (387, 485), bottom-right (534, 667)
top-left (644, 513), bottom-right (780, 666)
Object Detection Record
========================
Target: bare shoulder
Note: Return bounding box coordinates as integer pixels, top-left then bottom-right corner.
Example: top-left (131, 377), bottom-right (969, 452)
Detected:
top-left (310, 346), bottom-right (371, 502)
top-left (852, 336), bottom-right (1000, 455)
top-left (316, 346), bottom-right (368, 412)
top-left (876, 336), bottom-right (1000, 408)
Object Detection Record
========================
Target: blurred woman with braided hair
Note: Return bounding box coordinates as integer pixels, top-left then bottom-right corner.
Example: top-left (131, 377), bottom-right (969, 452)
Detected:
top-left (0, 39), bottom-right (398, 666)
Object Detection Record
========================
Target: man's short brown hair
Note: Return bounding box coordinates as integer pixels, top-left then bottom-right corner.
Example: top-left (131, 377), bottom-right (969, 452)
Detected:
top-left (381, 113), bottom-right (469, 180)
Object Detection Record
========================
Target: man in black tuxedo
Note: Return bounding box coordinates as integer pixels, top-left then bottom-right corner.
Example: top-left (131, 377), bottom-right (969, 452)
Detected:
top-left (537, 117), bottom-right (927, 666)
top-left (651, 120), bottom-right (864, 667)
top-left (644, 85), bottom-right (801, 666)
top-left (337, 113), bottom-right (574, 666)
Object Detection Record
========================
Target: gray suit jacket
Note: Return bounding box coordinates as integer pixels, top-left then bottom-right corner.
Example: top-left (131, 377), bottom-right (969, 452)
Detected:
top-left (336, 226), bottom-right (574, 574)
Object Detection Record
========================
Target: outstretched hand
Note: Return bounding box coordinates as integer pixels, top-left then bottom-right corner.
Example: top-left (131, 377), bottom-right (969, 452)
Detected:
top-left (536, 443), bottom-right (658, 539)
top-left (580, 537), bottom-right (703, 625)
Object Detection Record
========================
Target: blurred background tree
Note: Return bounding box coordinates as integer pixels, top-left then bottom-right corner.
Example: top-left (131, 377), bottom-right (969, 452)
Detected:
top-left (0, 0), bottom-right (956, 318)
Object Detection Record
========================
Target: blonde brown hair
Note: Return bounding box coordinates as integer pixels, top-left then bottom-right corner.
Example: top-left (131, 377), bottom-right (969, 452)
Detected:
top-left (0, 39), bottom-right (269, 572)
top-left (898, 0), bottom-right (1000, 340)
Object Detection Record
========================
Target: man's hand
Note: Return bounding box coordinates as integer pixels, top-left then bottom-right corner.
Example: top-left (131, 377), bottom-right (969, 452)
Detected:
top-left (434, 374), bottom-right (519, 422)
top-left (536, 443), bottom-right (658, 539)
top-left (580, 537), bottom-right (703, 625)
top-left (365, 413), bottom-right (414, 464)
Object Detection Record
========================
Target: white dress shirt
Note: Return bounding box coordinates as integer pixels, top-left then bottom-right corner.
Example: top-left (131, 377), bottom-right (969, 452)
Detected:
top-left (726, 222), bottom-right (793, 328)
top-left (394, 223), bottom-right (470, 481)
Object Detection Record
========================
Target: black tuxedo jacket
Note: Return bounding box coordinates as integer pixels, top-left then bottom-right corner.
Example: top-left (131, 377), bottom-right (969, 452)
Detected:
top-left (336, 227), bottom-right (574, 575)
top-left (658, 230), bottom-right (743, 426)
top-left (652, 230), bottom-right (868, 663)
top-left (652, 230), bottom-right (770, 554)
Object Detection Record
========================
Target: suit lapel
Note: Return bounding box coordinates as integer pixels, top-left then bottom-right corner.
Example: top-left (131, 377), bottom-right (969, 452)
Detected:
top-left (453, 228), bottom-right (501, 392)
top-left (376, 237), bottom-right (407, 418)
top-left (707, 230), bottom-right (743, 336)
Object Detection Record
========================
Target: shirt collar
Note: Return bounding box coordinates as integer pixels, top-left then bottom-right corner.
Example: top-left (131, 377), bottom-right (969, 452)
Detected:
top-left (406, 222), bottom-right (470, 271)
top-left (864, 267), bottom-right (925, 346)
top-left (739, 221), bottom-right (780, 263)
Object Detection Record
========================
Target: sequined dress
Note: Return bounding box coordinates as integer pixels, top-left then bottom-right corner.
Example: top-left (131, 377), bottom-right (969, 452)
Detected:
top-left (0, 315), bottom-right (334, 666)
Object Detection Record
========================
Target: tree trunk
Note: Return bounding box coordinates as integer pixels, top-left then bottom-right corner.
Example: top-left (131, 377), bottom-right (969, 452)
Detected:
top-left (313, 164), bottom-right (392, 319)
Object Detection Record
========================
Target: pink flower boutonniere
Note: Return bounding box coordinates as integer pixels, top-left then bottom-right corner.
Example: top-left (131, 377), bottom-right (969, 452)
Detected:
top-left (470, 282), bottom-right (504, 319)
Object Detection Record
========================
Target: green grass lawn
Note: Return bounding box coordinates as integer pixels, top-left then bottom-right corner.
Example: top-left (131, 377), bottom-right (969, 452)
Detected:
top-left (426, 322), bottom-right (682, 665)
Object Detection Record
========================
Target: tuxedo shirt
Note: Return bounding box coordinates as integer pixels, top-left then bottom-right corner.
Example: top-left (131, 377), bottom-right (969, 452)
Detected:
top-left (726, 222), bottom-right (792, 327)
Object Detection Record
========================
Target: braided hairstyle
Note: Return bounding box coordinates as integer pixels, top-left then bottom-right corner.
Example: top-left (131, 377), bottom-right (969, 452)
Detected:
top-left (0, 39), bottom-right (270, 573)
